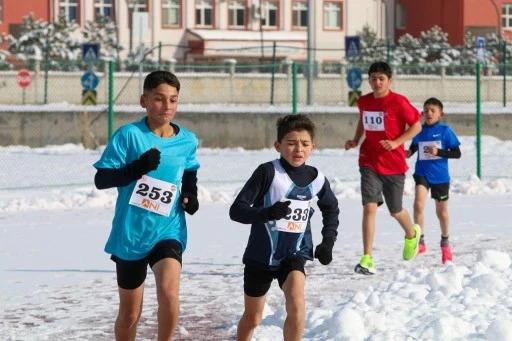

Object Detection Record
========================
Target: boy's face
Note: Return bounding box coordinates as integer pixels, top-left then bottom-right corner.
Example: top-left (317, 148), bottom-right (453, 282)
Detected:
top-left (274, 130), bottom-right (314, 167)
top-left (369, 72), bottom-right (392, 98)
top-left (423, 103), bottom-right (444, 125)
top-left (140, 83), bottom-right (179, 126)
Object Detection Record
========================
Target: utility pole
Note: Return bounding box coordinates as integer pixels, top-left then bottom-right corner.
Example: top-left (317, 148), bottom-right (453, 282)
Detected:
top-left (307, 0), bottom-right (313, 105)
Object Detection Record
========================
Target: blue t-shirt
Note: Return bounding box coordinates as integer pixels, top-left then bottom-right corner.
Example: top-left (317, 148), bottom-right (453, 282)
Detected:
top-left (93, 117), bottom-right (200, 260)
top-left (411, 122), bottom-right (460, 184)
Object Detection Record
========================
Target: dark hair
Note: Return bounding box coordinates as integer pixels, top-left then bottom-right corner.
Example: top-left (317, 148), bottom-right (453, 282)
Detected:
top-left (276, 114), bottom-right (315, 142)
top-left (368, 61), bottom-right (392, 78)
top-left (143, 70), bottom-right (180, 92)
top-left (424, 97), bottom-right (444, 111)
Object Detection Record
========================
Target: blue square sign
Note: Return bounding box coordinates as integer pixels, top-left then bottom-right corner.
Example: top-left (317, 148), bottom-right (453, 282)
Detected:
top-left (82, 43), bottom-right (100, 61)
top-left (345, 36), bottom-right (361, 59)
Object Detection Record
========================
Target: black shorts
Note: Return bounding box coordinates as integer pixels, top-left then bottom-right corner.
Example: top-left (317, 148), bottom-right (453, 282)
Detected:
top-left (360, 166), bottom-right (405, 213)
top-left (243, 256), bottom-right (306, 297)
top-left (413, 175), bottom-right (450, 201)
top-left (110, 239), bottom-right (183, 290)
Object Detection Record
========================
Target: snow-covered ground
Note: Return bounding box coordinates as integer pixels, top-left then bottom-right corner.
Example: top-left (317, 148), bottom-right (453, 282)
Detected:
top-left (1, 140), bottom-right (512, 340)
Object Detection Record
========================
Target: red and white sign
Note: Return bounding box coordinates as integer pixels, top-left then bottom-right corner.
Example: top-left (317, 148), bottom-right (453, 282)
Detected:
top-left (16, 70), bottom-right (32, 88)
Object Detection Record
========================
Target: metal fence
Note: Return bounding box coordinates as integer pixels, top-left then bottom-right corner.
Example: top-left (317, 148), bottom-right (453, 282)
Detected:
top-left (0, 61), bottom-right (512, 190)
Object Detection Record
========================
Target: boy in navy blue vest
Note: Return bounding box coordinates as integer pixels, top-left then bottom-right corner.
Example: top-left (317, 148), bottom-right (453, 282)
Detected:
top-left (229, 114), bottom-right (339, 340)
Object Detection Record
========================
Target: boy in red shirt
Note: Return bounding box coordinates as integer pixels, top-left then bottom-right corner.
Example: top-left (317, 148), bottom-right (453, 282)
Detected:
top-left (345, 61), bottom-right (422, 275)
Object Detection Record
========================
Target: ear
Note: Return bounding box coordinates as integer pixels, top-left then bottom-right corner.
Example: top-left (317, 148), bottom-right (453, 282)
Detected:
top-left (140, 94), bottom-right (146, 108)
top-left (274, 140), bottom-right (281, 152)
top-left (440, 111), bottom-right (445, 117)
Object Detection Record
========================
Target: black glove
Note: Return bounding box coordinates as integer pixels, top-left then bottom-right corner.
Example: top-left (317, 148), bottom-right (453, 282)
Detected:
top-left (314, 237), bottom-right (335, 265)
top-left (182, 192), bottom-right (199, 215)
top-left (127, 148), bottom-right (161, 180)
top-left (268, 200), bottom-right (292, 221)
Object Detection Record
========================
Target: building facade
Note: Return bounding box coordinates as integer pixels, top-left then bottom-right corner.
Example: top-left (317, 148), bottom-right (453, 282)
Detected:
top-left (395, 0), bottom-right (512, 45)
top-left (1, 0), bottom-right (389, 64)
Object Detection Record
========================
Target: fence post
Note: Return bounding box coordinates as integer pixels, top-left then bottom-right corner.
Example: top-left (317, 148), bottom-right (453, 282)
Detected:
top-left (476, 62), bottom-right (482, 179)
top-left (503, 41), bottom-right (507, 107)
top-left (108, 61), bottom-right (114, 140)
top-left (292, 62), bottom-right (298, 114)
top-left (169, 57), bottom-right (176, 73)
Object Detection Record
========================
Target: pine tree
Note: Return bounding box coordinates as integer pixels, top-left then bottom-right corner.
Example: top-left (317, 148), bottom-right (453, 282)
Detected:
top-left (418, 25), bottom-right (459, 68)
top-left (3, 13), bottom-right (81, 69)
top-left (394, 33), bottom-right (426, 72)
top-left (357, 24), bottom-right (388, 65)
top-left (82, 15), bottom-right (123, 61)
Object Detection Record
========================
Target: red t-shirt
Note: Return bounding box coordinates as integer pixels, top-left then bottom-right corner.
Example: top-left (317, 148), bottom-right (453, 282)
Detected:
top-left (357, 91), bottom-right (421, 175)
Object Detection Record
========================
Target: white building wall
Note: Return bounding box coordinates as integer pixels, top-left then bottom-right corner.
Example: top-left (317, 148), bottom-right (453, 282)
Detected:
top-left (54, 0), bottom-right (389, 64)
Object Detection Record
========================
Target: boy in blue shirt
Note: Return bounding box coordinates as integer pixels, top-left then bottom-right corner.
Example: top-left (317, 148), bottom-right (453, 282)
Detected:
top-left (230, 114), bottom-right (339, 340)
top-left (407, 97), bottom-right (461, 264)
top-left (93, 70), bottom-right (200, 340)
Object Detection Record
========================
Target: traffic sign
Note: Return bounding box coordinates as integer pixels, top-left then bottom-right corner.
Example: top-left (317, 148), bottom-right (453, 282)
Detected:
top-left (345, 36), bottom-right (361, 59)
top-left (346, 67), bottom-right (363, 90)
top-left (348, 90), bottom-right (361, 107)
top-left (81, 43), bottom-right (100, 61)
top-left (16, 69), bottom-right (32, 88)
top-left (82, 90), bottom-right (97, 105)
top-left (476, 37), bottom-right (485, 62)
top-left (81, 71), bottom-right (99, 90)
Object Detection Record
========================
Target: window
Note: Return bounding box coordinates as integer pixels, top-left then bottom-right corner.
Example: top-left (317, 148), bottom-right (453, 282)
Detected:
top-left (228, 1), bottom-right (246, 27)
top-left (163, 0), bottom-right (181, 27)
top-left (60, 0), bottom-right (79, 22)
top-left (292, 1), bottom-right (308, 28)
top-left (196, 0), bottom-right (214, 27)
top-left (95, 0), bottom-right (114, 21)
top-left (503, 4), bottom-right (512, 29)
top-left (396, 3), bottom-right (406, 29)
top-left (131, 0), bottom-right (147, 12)
top-left (0, 0), bottom-right (3, 22)
top-left (324, 1), bottom-right (342, 29)
top-left (261, 1), bottom-right (278, 28)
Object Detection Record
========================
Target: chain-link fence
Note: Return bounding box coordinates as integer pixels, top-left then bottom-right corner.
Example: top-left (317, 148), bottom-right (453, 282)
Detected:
top-left (0, 62), bottom-right (511, 190)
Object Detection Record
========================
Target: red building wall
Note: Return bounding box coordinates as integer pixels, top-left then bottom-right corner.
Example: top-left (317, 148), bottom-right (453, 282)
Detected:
top-left (0, 2), bottom-right (49, 40)
top-left (394, 0), bottom-right (512, 45)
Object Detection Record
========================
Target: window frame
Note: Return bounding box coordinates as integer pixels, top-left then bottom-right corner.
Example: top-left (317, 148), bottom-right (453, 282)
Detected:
top-left (261, 0), bottom-right (279, 29)
top-left (59, 0), bottom-right (80, 24)
top-left (323, 1), bottom-right (343, 31)
top-left (162, 0), bottom-right (182, 28)
top-left (228, 0), bottom-right (247, 29)
top-left (292, 0), bottom-right (308, 30)
top-left (503, 3), bottom-right (512, 29)
top-left (195, 0), bottom-right (215, 28)
top-left (94, 0), bottom-right (115, 22)
top-left (396, 3), bottom-right (406, 29)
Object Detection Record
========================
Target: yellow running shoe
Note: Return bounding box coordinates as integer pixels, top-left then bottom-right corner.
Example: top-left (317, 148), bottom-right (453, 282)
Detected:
top-left (403, 224), bottom-right (421, 260)
top-left (354, 254), bottom-right (376, 275)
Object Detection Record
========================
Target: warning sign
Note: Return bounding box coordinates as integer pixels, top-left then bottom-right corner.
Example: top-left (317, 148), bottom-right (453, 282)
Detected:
top-left (82, 90), bottom-right (97, 105)
top-left (348, 90), bottom-right (361, 107)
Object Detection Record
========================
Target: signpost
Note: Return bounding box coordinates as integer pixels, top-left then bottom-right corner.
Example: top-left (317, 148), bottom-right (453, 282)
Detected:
top-left (345, 36), bottom-right (361, 60)
top-left (16, 69), bottom-right (32, 104)
top-left (476, 37), bottom-right (485, 62)
top-left (81, 71), bottom-right (99, 105)
top-left (16, 70), bottom-right (32, 88)
top-left (81, 43), bottom-right (100, 62)
top-left (81, 71), bottom-right (99, 91)
top-left (346, 67), bottom-right (362, 106)
top-left (81, 43), bottom-right (100, 106)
